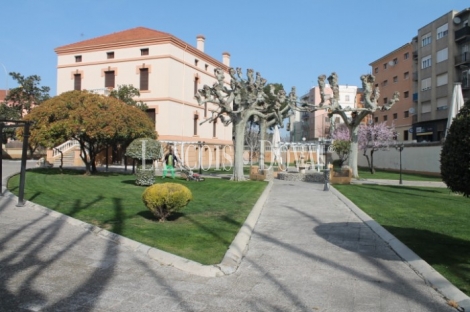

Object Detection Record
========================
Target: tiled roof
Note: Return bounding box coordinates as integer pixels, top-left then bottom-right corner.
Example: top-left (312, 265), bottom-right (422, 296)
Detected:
top-left (55, 27), bottom-right (172, 52)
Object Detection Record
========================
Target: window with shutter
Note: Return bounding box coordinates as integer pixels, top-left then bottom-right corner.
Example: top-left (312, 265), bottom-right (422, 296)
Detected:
top-left (74, 74), bottom-right (81, 91)
top-left (105, 71), bottom-right (115, 88)
top-left (140, 68), bottom-right (149, 90)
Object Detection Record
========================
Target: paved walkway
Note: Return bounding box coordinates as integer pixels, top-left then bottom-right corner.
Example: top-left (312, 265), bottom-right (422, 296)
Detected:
top-left (351, 178), bottom-right (447, 188)
top-left (0, 162), bottom-right (465, 311)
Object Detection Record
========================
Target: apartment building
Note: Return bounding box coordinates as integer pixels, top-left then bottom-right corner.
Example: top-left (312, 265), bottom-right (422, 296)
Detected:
top-left (370, 43), bottom-right (414, 142)
top-left (412, 8), bottom-right (470, 142)
top-left (295, 83), bottom-right (358, 141)
top-left (54, 27), bottom-right (233, 147)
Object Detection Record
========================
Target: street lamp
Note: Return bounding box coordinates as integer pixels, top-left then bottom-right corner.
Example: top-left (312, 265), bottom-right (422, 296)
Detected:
top-left (197, 141), bottom-right (205, 174)
top-left (321, 138), bottom-right (331, 191)
top-left (395, 140), bottom-right (405, 185)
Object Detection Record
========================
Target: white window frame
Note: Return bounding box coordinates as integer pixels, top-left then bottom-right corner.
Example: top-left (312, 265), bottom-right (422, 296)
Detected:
top-left (436, 48), bottom-right (448, 63)
top-left (436, 73), bottom-right (448, 87)
top-left (421, 102), bottom-right (431, 113)
top-left (421, 55), bottom-right (432, 69)
top-left (421, 77), bottom-right (431, 91)
top-left (421, 33), bottom-right (431, 47)
top-left (436, 97), bottom-right (448, 110)
top-left (437, 23), bottom-right (448, 40)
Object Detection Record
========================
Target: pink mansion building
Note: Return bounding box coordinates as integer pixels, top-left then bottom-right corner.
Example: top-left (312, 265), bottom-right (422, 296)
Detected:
top-left (54, 27), bottom-right (233, 164)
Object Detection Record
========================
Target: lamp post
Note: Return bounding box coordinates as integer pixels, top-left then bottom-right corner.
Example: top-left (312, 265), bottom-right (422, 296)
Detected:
top-left (395, 141), bottom-right (405, 185)
top-left (322, 139), bottom-right (331, 191)
top-left (0, 119), bottom-right (31, 205)
top-left (197, 141), bottom-right (205, 174)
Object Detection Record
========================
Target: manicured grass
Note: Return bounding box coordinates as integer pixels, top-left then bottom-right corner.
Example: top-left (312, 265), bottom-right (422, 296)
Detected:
top-left (357, 167), bottom-right (442, 182)
top-left (334, 184), bottom-right (470, 295)
top-left (203, 166), bottom-right (250, 175)
top-left (7, 168), bottom-right (268, 265)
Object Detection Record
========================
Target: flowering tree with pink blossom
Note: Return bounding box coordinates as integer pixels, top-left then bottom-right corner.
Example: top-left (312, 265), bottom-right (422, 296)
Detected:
top-left (331, 123), bottom-right (351, 167)
top-left (358, 122), bottom-right (396, 174)
top-left (331, 122), bottom-right (396, 174)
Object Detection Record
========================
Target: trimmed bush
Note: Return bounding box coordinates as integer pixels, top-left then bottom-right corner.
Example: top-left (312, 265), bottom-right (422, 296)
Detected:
top-left (135, 167), bottom-right (155, 186)
top-left (142, 183), bottom-right (192, 221)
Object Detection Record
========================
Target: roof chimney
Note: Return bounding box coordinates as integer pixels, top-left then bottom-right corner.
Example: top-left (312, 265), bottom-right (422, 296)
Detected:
top-left (196, 35), bottom-right (205, 52)
top-left (222, 52), bottom-right (230, 67)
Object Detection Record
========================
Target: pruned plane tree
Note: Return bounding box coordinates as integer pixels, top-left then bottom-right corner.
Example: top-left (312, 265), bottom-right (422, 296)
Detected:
top-left (317, 72), bottom-right (399, 177)
top-left (195, 67), bottom-right (298, 181)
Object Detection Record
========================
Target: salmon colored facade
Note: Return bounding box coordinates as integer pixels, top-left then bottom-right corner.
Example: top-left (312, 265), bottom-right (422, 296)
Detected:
top-left (296, 84), bottom-right (358, 141)
top-left (369, 43), bottom-right (414, 141)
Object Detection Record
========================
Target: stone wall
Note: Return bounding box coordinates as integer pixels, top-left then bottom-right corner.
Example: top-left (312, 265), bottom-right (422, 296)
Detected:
top-left (330, 142), bottom-right (443, 176)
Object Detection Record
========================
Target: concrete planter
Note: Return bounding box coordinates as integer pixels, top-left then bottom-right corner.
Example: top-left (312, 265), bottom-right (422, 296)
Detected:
top-left (329, 165), bottom-right (352, 185)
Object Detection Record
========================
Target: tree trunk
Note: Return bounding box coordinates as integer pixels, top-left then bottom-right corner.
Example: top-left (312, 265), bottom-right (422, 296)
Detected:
top-left (232, 118), bottom-right (247, 181)
top-left (348, 125), bottom-right (360, 178)
top-left (78, 143), bottom-right (92, 175)
top-left (370, 149), bottom-right (375, 174)
top-left (259, 119), bottom-right (267, 171)
top-left (363, 149), bottom-right (371, 174)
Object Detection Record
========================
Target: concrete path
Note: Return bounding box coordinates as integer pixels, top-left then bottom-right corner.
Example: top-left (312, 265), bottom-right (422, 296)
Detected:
top-left (351, 178), bottom-right (447, 188)
top-left (0, 162), bottom-right (463, 311)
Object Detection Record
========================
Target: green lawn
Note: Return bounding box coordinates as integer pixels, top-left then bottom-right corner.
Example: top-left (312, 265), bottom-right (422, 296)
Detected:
top-left (334, 184), bottom-right (470, 295)
top-left (7, 168), bottom-right (267, 265)
top-left (357, 167), bottom-right (442, 182)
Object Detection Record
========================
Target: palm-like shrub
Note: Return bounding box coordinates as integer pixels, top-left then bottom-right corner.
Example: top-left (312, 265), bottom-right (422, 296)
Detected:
top-left (142, 183), bottom-right (192, 221)
top-left (440, 100), bottom-right (470, 197)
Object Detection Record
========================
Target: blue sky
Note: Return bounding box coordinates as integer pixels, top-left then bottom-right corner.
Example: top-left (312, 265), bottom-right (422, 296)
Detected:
top-left (0, 0), bottom-right (468, 97)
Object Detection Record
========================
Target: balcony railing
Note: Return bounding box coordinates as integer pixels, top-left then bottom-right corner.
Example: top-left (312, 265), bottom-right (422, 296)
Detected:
top-left (455, 52), bottom-right (470, 66)
top-left (87, 88), bottom-right (111, 95)
top-left (455, 26), bottom-right (470, 42)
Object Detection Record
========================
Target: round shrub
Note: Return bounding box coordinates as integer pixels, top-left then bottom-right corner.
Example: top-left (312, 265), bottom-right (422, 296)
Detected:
top-left (142, 183), bottom-right (193, 221)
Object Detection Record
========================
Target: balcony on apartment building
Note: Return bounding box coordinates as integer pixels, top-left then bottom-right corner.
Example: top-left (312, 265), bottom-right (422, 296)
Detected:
top-left (412, 72), bottom-right (418, 81)
top-left (455, 52), bottom-right (470, 66)
top-left (455, 25), bottom-right (470, 42)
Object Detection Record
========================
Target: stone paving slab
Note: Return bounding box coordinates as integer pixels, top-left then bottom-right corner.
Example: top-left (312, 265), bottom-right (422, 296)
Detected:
top-left (0, 162), bottom-right (463, 311)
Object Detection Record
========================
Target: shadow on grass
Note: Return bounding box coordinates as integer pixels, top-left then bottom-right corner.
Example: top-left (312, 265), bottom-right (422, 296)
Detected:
top-left (359, 184), bottom-right (442, 194)
top-left (136, 210), bottom-right (185, 222)
top-left (350, 184), bottom-right (466, 202)
top-left (383, 225), bottom-right (470, 294)
top-left (30, 167), bottom-right (132, 178)
top-left (28, 168), bottom-right (85, 175)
